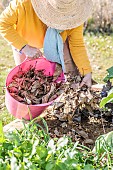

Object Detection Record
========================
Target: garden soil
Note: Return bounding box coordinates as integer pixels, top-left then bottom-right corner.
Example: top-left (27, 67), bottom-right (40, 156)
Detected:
top-left (38, 106), bottom-right (113, 149)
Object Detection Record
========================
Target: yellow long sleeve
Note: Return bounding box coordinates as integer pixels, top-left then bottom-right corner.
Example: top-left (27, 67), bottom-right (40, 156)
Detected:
top-left (67, 25), bottom-right (92, 75)
top-left (0, 0), bottom-right (47, 50)
top-left (0, 0), bottom-right (27, 50)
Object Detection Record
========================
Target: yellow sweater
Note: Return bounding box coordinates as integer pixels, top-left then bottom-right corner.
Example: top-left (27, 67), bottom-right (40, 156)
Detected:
top-left (0, 0), bottom-right (92, 75)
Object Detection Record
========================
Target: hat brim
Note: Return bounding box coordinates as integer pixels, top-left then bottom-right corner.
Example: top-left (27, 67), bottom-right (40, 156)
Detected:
top-left (31, 0), bottom-right (93, 30)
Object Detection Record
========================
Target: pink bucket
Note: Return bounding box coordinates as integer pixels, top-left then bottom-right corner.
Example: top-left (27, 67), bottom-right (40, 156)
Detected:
top-left (5, 57), bottom-right (64, 120)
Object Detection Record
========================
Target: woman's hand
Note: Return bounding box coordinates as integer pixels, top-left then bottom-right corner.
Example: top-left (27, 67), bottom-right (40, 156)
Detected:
top-left (21, 44), bottom-right (43, 58)
top-left (53, 63), bottom-right (62, 81)
top-left (80, 73), bottom-right (92, 87)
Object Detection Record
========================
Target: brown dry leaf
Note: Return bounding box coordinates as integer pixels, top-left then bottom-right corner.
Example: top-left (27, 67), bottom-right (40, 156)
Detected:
top-left (67, 114), bottom-right (74, 124)
top-left (64, 104), bottom-right (72, 114)
top-left (79, 92), bottom-right (87, 103)
top-left (13, 95), bottom-right (24, 103)
top-left (61, 122), bottom-right (67, 128)
top-left (48, 94), bottom-right (58, 102)
top-left (54, 102), bottom-right (64, 110)
top-left (55, 113), bottom-right (68, 122)
top-left (25, 98), bottom-right (32, 105)
top-left (76, 130), bottom-right (88, 139)
top-left (42, 83), bottom-right (56, 103)
top-left (54, 128), bottom-right (60, 136)
top-left (32, 98), bottom-right (42, 104)
top-left (85, 104), bottom-right (93, 113)
top-left (53, 63), bottom-right (62, 81)
top-left (86, 89), bottom-right (93, 101)
top-left (71, 83), bottom-right (80, 90)
top-left (84, 139), bottom-right (94, 145)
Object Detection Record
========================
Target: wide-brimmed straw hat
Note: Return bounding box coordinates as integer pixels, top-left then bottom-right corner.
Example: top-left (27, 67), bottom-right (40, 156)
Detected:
top-left (31, 0), bottom-right (93, 30)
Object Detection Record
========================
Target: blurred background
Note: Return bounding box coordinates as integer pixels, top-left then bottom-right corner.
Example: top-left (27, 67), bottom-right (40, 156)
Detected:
top-left (1, 0), bottom-right (113, 33)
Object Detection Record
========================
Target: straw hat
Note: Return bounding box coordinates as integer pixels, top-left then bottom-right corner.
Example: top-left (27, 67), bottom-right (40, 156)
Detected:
top-left (31, 0), bottom-right (93, 30)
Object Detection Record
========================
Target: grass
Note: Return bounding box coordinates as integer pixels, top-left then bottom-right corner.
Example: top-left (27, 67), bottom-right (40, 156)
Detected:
top-left (85, 33), bottom-right (113, 83)
top-left (0, 33), bottom-right (113, 126)
top-left (0, 36), bottom-right (15, 125)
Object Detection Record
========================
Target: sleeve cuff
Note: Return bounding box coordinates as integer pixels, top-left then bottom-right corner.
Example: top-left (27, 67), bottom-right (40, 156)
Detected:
top-left (19, 44), bottom-right (27, 53)
top-left (79, 67), bottom-right (92, 75)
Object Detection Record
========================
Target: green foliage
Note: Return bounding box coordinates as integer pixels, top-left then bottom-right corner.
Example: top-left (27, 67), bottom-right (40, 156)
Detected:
top-left (100, 92), bottom-right (113, 108)
top-left (0, 35), bottom-right (15, 126)
top-left (0, 121), bottom-right (4, 143)
top-left (100, 67), bottom-right (113, 108)
top-left (93, 131), bottom-right (113, 154)
top-left (93, 131), bottom-right (113, 169)
top-left (103, 67), bottom-right (113, 82)
top-left (0, 119), bottom-right (113, 170)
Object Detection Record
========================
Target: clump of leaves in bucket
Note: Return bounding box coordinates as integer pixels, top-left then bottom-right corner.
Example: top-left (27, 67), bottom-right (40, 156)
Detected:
top-left (0, 119), bottom-right (113, 170)
top-left (7, 65), bottom-right (63, 105)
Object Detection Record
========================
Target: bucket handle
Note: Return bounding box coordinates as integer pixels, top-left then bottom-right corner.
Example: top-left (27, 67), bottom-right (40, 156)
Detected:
top-left (21, 55), bottom-right (45, 64)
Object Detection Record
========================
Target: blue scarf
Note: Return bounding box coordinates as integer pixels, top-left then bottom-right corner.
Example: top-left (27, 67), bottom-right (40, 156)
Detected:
top-left (43, 28), bottom-right (65, 72)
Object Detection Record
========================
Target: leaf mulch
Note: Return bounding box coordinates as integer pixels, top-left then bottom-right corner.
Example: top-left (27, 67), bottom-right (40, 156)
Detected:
top-left (6, 67), bottom-right (113, 149)
top-left (37, 74), bottom-right (113, 149)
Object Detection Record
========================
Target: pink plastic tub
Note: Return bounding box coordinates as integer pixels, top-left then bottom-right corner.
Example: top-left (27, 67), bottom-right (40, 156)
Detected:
top-left (5, 57), bottom-right (64, 120)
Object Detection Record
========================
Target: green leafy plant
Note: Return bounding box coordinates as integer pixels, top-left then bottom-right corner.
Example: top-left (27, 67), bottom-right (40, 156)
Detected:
top-left (100, 67), bottom-right (113, 108)
top-left (103, 67), bottom-right (113, 83)
top-left (0, 118), bottom-right (113, 169)
top-left (0, 121), bottom-right (4, 143)
top-left (93, 131), bottom-right (113, 169)
top-left (100, 88), bottom-right (113, 108)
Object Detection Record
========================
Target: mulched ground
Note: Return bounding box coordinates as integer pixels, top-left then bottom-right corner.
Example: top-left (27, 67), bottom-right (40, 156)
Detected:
top-left (5, 70), bottom-right (113, 149)
top-left (39, 107), bottom-right (113, 149)
top-left (37, 76), bottom-right (113, 149)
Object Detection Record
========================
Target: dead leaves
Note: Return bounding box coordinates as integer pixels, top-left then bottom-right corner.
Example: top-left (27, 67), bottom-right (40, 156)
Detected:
top-left (7, 65), bottom-right (63, 105)
top-left (52, 73), bottom-right (101, 124)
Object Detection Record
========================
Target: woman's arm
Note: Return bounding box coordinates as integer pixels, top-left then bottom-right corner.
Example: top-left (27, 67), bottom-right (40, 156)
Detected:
top-left (68, 24), bottom-right (92, 76)
top-left (0, 0), bottom-right (27, 50)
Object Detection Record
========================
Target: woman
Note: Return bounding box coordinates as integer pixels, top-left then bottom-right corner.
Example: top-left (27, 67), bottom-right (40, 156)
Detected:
top-left (0, 0), bottom-right (93, 87)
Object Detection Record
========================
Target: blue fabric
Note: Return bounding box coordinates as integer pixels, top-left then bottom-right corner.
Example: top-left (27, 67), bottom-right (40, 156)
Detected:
top-left (43, 27), bottom-right (65, 72)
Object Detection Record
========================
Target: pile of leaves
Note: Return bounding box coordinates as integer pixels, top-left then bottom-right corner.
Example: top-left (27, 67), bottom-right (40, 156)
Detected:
top-left (7, 65), bottom-right (62, 105)
top-left (51, 73), bottom-right (102, 123)
top-left (33, 74), bottom-right (102, 146)
top-left (38, 73), bottom-right (113, 147)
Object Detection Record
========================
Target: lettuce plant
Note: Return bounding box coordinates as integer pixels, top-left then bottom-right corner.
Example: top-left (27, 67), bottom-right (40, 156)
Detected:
top-left (100, 66), bottom-right (113, 108)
